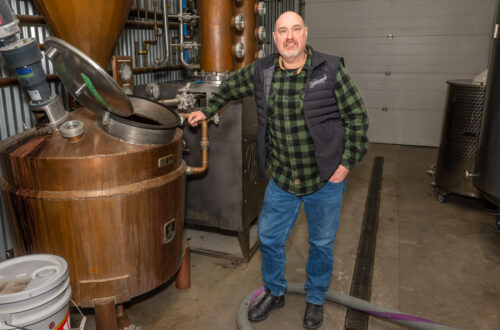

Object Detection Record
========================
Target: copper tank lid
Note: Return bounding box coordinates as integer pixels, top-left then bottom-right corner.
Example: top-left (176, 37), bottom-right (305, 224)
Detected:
top-left (33, 0), bottom-right (133, 68)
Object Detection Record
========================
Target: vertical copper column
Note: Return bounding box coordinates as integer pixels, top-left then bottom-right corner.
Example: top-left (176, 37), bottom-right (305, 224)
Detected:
top-left (199, 0), bottom-right (234, 73)
top-left (234, 0), bottom-right (257, 69)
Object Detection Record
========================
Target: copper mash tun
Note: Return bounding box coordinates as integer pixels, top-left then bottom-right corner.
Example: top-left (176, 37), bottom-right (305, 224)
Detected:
top-left (0, 0), bottom-right (191, 326)
top-left (0, 0), bottom-right (265, 327)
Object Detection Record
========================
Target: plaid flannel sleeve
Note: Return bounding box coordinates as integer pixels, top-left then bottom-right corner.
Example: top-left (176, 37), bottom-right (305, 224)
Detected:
top-left (201, 63), bottom-right (256, 118)
top-left (335, 63), bottom-right (369, 170)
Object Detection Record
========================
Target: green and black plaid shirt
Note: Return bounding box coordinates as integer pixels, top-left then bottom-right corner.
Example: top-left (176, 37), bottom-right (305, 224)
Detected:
top-left (203, 47), bottom-right (369, 195)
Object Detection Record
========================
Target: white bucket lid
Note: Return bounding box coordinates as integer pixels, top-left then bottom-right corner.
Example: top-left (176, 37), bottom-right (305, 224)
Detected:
top-left (0, 254), bottom-right (69, 304)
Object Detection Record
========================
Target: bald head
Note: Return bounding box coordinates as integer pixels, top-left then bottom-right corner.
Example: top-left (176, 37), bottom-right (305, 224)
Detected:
top-left (273, 11), bottom-right (308, 60)
top-left (274, 11), bottom-right (305, 33)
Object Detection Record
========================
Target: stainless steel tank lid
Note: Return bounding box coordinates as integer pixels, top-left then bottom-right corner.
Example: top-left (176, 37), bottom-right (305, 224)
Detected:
top-left (44, 36), bottom-right (133, 117)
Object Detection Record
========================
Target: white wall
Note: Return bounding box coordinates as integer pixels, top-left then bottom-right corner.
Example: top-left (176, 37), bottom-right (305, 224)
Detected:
top-left (306, 0), bottom-right (496, 146)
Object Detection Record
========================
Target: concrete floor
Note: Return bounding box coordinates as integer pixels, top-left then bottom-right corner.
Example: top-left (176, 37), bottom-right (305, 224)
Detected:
top-left (75, 144), bottom-right (500, 330)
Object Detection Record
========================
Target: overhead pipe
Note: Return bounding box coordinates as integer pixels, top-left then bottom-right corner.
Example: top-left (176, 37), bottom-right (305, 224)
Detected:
top-left (154, 0), bottom-right (170, 66)
top-left (16, 14), bottom-right (179, 29)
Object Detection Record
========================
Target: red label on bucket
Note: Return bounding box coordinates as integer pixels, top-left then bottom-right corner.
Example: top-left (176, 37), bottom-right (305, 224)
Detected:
top-left (55, 311), bottom-right (70, 330)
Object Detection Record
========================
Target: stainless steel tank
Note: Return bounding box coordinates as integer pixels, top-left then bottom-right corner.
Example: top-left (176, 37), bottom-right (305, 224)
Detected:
top-left (434, 80), bottom-right (486, 201)
top-left (474, 3), bottom-right (500, 208)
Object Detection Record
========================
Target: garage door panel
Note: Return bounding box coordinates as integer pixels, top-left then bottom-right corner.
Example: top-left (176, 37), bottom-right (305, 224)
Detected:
top-left (306, 0), bottom-right (494, 145)
top-left (310, 35), bottom-right (490, 58)
top-left (366, 108), bottom-right (444, 146)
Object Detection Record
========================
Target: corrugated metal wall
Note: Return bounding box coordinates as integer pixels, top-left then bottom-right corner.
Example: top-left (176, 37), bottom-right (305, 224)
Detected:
top-left (0, 0), bottom-right (298, 261)
top-left (261, 0), bottom-right (301, 55)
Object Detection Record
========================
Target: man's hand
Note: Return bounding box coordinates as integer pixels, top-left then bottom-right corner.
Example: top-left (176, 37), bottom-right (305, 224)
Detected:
top-left (329, 164), bottom-right (349, 183)
top-left (187, 111), bottom-right (207, 127)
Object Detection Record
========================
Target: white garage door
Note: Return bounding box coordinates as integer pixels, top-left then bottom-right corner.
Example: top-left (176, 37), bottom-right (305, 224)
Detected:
top-left (306, 0), bottom-right (496, 146)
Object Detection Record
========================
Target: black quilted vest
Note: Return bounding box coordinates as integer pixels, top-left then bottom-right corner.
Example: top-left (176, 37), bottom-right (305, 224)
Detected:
top-left (253, 47), bottom-right (345, 181)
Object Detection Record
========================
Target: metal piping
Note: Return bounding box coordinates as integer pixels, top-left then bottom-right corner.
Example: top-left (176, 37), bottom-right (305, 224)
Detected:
top-left (180, 113), bottom-right (209, 175)
top-left (154, 0), bottom-right (170, 66)
top-left (158, 98), bottom-right (181, 106)
top-left (16, 14), bottom-right (179, 29)
top-left (178, 0), bottom-right (200, 70)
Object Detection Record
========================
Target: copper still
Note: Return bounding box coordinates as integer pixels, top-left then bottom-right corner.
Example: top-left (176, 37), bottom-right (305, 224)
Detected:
top-left (234, 0), bottom-right (257, 69)
top-left (199, 0), bottom-right (235, 73)
top-left (33, 0), bottom-right (133, 69)
top-left (0, 0), bottom-right (191, 324)
top-left (0, 108), bottom-right (186, 307)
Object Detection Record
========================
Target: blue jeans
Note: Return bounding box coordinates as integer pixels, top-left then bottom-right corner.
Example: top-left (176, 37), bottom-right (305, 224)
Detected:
top-left (258, 177), bottom-right (346, 305)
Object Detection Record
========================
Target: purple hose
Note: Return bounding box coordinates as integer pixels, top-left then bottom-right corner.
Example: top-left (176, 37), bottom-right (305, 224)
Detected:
top-left (361, 310), bottom-right (444, 325)
top-left (248, 287), bottom-right (265, 308)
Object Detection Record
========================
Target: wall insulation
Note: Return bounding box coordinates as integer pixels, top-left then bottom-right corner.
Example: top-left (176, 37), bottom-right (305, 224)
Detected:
top-left (0, 0), bottom-right (299, 261)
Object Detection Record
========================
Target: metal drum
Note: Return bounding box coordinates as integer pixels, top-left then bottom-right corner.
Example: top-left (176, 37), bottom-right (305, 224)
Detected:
top-left (434, 80), bottom-right (486, 200)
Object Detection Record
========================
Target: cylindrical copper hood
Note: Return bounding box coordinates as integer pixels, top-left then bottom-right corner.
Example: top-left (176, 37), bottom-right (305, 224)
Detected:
top-left (199, 0), bottom-right (234, 73)
top-left (33, 0), bottom-right (133, 69)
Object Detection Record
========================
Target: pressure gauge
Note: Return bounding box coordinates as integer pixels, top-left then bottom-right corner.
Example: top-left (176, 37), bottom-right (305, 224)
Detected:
top-left (112, 56), bottom-right (134, 95)
top-left (122, 85), bottom-right (133, 95)
top-left (119, 63), bottom-right (132, 82)
top-left (146, 82), bottom-right (160, 100)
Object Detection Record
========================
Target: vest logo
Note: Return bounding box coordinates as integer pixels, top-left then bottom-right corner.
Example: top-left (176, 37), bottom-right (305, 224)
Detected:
top-left (309, 74), bottom-right (327, 89)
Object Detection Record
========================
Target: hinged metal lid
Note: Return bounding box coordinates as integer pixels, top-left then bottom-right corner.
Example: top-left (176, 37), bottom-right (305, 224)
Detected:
top-left (44, 36), bottom-right (133, 117)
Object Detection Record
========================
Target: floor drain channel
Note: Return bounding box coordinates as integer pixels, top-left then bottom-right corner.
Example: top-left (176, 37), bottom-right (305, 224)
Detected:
top-left (345, 156), bottom-right (384, 330)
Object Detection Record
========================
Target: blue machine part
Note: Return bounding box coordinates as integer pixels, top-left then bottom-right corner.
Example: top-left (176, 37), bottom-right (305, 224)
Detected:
top-left (182, 0), bottom-right (187, 9)
top-left (183, 23), bottom-right (188, 36)
top-left (184, 50), bottom-right (189, 63)
top-left (16, 67), bottom-right (33, 79)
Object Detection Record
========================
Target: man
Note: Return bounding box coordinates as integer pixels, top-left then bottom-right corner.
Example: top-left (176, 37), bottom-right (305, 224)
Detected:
top-left (188, 11), bottom-right (368, 329)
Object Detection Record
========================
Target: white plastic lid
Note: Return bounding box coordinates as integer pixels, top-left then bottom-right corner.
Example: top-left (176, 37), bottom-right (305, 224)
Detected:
top-left (0, 254), bottom-right (68, 304)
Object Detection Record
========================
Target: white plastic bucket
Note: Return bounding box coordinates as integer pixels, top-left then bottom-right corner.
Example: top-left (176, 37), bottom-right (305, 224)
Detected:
top-left (0, 254), bottom-right (71, 330)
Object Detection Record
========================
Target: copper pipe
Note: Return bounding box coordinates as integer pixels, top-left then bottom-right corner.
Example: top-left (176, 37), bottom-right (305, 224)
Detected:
top-left (133, 64), bottom-right (182, 73)
top-left (0, 74), bottom-right (59, 87)
top-left (16, 14), bottom-right (44, 24)
top-left (116, 305), bottom-right (131, 329)
top-left (17, 14), bottom-right (178, 29)
top-left (180, 113), bottom-right (209, 175)
top-left (93, 297), bottom-right (119, 330)
top-left (138, 1), bottom-right (159, 60)
top-left (0, 67), bottom-right (181, 87)
top-left (134, 41), bottom-right (140, 66)
top-left (175, 243), bottom-right (191, 289)
top-left (136, 0), bottom-right (141, 20)
top-left (126, 20), bottom-right (178, 28)
top-left (145, 0), bottom-right (148, 20)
